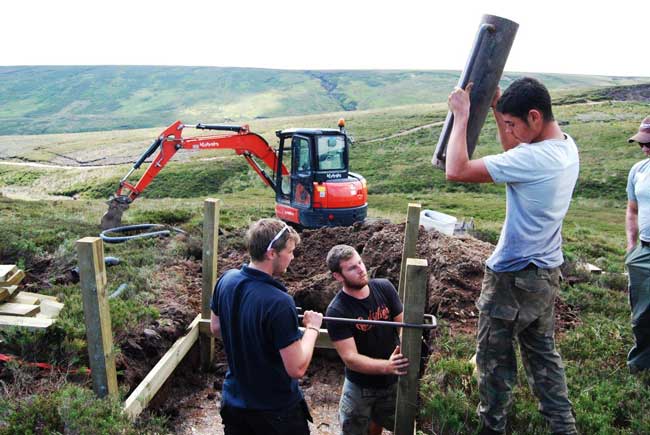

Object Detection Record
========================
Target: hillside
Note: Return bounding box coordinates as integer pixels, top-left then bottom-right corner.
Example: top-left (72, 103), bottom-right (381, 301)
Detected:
top-left (1, 65), bottom-right (648, 135)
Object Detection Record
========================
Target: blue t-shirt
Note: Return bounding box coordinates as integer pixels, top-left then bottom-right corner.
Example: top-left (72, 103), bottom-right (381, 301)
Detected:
top-left (627, 159), bottom-right (650, 243)
top-left (211, 265), bottom-right (303, 410)
top-left (483, 134), bottom-right (579, 272)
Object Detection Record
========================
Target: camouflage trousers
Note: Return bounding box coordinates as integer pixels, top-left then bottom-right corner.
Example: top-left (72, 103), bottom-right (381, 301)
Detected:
top-left (475, 265), bottom-right (577, 434)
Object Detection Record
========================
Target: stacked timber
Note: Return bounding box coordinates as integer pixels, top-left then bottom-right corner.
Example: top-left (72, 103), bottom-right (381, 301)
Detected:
top-left (0, 265), bottom-right (63, 330)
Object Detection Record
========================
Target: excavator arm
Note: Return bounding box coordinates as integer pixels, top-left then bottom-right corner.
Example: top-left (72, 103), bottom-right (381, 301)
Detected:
top-left (101, 120), bottom-right (288, 229)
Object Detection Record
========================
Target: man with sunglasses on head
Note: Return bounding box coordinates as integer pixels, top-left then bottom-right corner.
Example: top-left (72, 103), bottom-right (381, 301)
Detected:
top-left (210, 218), bottom-right (323, 435)
top-left (445, 77), bottom-right (579, 435)
top-left (624, 116), bottom-right (650, 374)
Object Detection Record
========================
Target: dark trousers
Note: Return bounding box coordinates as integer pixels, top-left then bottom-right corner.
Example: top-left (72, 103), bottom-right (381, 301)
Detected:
top-left (220, 400), bottom-right (312, 435)
top-left (625, 244), bottom-right (650, 370)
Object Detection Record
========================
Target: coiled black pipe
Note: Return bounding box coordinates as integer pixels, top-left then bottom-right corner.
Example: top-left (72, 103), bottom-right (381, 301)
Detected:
top-left (100, 224), bottom-right (187, 244)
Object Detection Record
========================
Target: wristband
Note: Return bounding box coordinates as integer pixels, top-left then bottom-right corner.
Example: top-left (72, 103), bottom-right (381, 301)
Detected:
top-left (306, 326), bottom-right (320, 334)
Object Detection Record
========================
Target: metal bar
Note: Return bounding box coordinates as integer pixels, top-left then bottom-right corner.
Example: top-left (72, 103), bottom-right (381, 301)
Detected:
top-left (298, 314), bottom-right (437, 330)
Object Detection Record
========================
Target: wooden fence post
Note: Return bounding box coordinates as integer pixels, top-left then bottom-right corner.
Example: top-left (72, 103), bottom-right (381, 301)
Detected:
top-left (394, 258), bottom-right (428, 435)
top-left (76, 237), bottom-right (118, 399)
top-left (200, 198), bottom-right (221, 371)
top-left (398, 203), bottom-right (421, 301)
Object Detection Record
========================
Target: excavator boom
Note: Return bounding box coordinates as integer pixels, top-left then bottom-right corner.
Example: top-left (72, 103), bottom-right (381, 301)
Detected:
top-left (101, 120), bottom-right (288, 229)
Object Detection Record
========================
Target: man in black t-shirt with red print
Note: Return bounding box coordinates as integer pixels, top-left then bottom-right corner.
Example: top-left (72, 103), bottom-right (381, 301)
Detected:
top-left (325, 245), bottom-right (409, 435)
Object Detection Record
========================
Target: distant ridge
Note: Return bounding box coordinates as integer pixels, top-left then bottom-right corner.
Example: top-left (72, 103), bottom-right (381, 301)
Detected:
top-left (1, 66), bottom-right (648, 135)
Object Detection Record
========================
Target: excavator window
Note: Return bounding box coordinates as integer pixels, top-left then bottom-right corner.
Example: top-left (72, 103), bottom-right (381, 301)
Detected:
top-left (317, 135), bottom-right (345, 171)
top-left (295, 138), bottom-right (311, 173)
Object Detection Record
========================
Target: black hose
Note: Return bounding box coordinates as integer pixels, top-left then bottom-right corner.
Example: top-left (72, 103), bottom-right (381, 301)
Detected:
top-left (100, 223), bottom-right (187, 244)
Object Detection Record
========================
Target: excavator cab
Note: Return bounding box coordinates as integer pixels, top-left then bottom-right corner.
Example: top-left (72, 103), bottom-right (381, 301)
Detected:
top-left (274, 121), bottom-right (368, 228)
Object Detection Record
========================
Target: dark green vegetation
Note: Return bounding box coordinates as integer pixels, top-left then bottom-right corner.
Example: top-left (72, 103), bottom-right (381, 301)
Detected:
top-left (1, 90), bottom-right (650, 433)
top-left (1, 65), bottom-right (648, 135)
top-left (0, 384), bottom-right (167, 435)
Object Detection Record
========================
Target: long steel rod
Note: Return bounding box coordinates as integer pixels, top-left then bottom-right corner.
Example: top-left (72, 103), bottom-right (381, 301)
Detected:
top-left (298, 314), bottom-right (437, 330)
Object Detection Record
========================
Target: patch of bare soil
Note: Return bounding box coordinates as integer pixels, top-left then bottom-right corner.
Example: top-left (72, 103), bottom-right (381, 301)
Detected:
top-left (596, 83), bottom-right (650, 102)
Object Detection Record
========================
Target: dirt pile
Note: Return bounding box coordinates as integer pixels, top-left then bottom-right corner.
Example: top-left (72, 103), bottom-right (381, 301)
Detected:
top-left (216, 221), bottom-right (579, 333)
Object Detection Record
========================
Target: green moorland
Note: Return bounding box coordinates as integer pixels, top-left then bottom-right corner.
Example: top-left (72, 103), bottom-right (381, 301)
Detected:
top-left (1, 65), bottom-right (648, 136)
top-left (1, 98), bottom-right (650, 433)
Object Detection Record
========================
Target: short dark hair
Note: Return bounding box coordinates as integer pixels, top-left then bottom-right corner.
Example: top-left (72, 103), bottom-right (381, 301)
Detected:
top-left (496, 77), bottom-right (554, 123)
top-left (245, 218), bottom-right (300, 262)
top-left (326, 244), bottom-right (358, 274)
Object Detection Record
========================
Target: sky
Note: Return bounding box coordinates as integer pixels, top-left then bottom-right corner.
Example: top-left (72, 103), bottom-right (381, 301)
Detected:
top-left (2, 0), bottom-right (647, 77)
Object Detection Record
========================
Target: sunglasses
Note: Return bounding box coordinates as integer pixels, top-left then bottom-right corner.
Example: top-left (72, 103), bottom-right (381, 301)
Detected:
top-left (640, 143), bottom-right (650, 148)
top-left (266, 225), bottom-right (289, 251)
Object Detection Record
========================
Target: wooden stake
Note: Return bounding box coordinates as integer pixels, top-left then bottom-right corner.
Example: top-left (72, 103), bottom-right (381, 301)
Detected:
top-left (201, 198), bottom-right (221, 371)
top-left (76, 237), bottom-right (118, 399)
top-left (398, 203), bottom-right (421, 301)
top-left (394, 258), bottom-right (428, 435)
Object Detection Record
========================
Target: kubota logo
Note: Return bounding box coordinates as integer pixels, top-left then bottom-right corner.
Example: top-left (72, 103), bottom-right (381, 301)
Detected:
top-left (326, 173), bottom-right (342, 179)
top-left (198, 141), bottom-right (219, 148)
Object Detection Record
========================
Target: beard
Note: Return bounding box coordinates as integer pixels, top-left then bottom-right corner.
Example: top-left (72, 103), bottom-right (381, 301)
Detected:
top-left (271, 255), bottom-right (287, 276)
top-left (343, 274), bottom-right (369, 291)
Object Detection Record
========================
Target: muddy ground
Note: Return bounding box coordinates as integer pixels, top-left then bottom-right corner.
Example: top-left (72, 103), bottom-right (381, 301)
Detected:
top-left (1, 221), bottom-right (581, 433)
top-left (147, 221), bottom-right (579, 433)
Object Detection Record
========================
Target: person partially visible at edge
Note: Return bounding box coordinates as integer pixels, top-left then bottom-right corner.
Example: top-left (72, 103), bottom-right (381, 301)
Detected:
top-left (210, 218), bottom-right (323, 435)
top-left (624, 116), bottom-right (650, 374)
top-left (445, 77), bottom-right (579, 435)
top-left (324, 244), bottom-right (408, 435)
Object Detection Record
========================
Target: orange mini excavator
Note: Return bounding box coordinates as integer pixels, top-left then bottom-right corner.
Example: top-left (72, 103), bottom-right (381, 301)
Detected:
top-left (101, 119), bottom-right (368, 229)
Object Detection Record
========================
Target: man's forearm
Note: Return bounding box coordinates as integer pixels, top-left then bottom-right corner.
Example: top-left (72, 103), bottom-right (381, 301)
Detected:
top-left (492, 108), bottom-right (518, 149)
top-left (297, 328), bottom-right (319, 372)
top-left (446, 113), bottom-right (470, 179)
top-left (626, 215), bottom-right (639, 250)
top-left (343, 353), bottom-right (389, 375)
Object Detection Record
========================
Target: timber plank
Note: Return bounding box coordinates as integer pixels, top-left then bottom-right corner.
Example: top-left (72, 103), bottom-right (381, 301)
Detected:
top-left (39, 299), bottom-right (65, 318)
top-left (19, 291), bottom-right (59, 302)
top-left (0, 270), bottom-right (25, 286)
top-left (0, 303), bottom-right (40, 317)
top-left (0, 286), bottom-right (19, 303)
top-left (9, 293), bottom-right (39, 305)
top-left (0, 315), bottom-right (54, 329)
top-left (124, 314), bottom-right (200, 420)
top-left (0, 265), bottom-right (17, 281)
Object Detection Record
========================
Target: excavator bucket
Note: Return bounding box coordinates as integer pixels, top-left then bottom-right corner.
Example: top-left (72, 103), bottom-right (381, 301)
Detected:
top-left (101, 198), bottom-right (130, 230)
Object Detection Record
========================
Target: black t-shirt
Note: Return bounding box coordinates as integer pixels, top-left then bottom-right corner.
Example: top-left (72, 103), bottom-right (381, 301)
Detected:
top-left (325, 278), bottom-right (403, 388)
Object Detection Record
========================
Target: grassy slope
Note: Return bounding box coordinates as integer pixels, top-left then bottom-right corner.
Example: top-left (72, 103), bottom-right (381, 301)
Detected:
top-left (1, 65), bottom-right (648, 135)
top-left (2, 98), bottom-right (650, 433)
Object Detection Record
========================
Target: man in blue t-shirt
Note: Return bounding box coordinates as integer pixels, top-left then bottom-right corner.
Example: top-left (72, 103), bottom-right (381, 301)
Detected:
top-left (444, 77), bottom-right (578, 435)
top-left (624, 115), bottom-right (650, 373)
top-left (210, 218), bottom-right (323, 435)
top-left (325, 245), bottom-right (408, 435)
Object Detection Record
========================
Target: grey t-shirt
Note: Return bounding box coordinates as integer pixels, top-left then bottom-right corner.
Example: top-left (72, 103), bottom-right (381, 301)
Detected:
top-left (483, 134), bottom-right (580, 272)
top-left (627, 159), bottom-right (650, 243)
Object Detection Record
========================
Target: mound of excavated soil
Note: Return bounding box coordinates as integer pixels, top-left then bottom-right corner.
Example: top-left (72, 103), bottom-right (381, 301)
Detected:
top-left (216, 220), bottom-right (579, 333)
